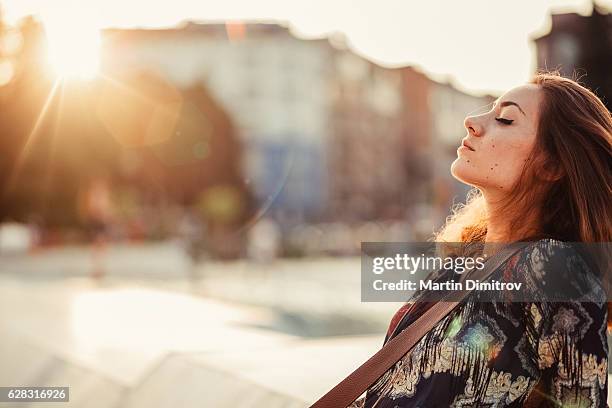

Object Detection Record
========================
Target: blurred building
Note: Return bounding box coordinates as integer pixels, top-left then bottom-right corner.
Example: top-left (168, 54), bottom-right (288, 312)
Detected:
top-left (328, 48), bottom-right (407, 223)
top-left (100, 22), bottom-right (491, 235)
top-left (533, 4), bottom-right (612, 109)
top-left (0, 17), bottom-right (499, 250)
top-left (101, 23), bottom-right (332, 230)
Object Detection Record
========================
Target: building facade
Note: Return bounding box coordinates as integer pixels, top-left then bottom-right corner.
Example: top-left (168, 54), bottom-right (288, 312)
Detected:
top-left (100, 22), bottom-right (496, 235)
top-left (101, 23), bottom-right (333, 229)
top-left (533, 5), bottom-right (611, 109)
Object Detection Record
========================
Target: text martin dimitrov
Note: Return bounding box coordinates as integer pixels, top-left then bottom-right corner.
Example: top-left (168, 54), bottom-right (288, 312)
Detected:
top-left (373, 279), bottom-right (523, 291)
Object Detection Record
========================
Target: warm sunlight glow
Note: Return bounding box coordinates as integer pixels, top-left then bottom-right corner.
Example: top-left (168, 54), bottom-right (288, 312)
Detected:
top-left (3, 0), bottom-right (609, 92)
top-left (70, 288), bottom-right (258, 354)
top-left (43, 15), bottom-right (101, 79)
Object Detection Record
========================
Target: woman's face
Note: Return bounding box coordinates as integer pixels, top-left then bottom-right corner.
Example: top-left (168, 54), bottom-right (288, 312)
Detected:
top-left (451, 84), bottom-right (542, 193)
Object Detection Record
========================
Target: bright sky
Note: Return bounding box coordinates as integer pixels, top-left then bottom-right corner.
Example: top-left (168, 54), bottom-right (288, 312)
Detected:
top-left (2, 0), bottom-right (610, 94)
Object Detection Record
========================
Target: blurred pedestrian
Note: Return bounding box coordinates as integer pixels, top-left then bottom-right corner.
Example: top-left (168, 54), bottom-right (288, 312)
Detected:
top-left (247, 217), bottom-right (281, 263)
top-left (80, 177), bottom-right (115, 280)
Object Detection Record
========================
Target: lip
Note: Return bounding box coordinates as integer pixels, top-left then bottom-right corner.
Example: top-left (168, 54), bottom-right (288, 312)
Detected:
top-left (457, 145), bottom-right (473, 155)
top-left (460, 138), bottom-right (475, 152)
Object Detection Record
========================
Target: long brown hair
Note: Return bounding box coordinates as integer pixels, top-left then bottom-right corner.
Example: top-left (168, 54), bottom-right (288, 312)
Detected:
top-left (435, 72), bottom-right (612, 327)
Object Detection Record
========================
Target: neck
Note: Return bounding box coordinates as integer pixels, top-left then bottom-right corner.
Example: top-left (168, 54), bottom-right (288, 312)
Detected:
top-left (482, 190), bottom-right (539, 244)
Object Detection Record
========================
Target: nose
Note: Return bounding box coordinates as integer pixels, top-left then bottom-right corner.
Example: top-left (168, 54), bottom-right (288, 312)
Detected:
top-left (463, 115), bottom-right (483, 137)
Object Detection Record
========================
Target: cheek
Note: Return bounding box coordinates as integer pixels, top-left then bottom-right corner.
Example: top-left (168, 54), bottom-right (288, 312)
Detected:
top-left (482, 138), bottom-right (533, 185)
top-left (494, 138), bottom-right (532, 167)
top-left (451, 138), bottom-right (532, 188)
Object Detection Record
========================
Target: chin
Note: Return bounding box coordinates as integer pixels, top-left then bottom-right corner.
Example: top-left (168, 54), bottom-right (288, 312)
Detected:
top-left (450, 157), bottom-right (477, 186)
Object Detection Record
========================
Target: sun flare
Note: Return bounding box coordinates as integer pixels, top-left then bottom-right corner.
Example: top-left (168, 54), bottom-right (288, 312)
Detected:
top-left (43, 17), bottom-right (101, 79)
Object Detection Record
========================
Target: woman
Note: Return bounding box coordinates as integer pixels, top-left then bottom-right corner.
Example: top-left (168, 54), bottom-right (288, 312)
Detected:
top-left (355, 73), bottom-right (611, 407)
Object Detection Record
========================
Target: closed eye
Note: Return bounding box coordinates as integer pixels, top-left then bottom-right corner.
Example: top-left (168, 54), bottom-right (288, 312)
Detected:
top-left (495, 117), bottom-right (514, 125)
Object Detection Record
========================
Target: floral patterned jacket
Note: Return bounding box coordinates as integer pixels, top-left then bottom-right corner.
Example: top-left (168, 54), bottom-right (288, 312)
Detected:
top-left (352, 239), bottom-right (609, 408)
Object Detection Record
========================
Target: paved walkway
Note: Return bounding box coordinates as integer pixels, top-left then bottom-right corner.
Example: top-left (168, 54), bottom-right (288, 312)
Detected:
top-left (0, 276), bottom-right (382, 407)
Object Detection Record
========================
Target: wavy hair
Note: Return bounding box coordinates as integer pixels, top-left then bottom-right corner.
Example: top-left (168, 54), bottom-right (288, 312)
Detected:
top-left (434, 72), bottom-right (612, 327)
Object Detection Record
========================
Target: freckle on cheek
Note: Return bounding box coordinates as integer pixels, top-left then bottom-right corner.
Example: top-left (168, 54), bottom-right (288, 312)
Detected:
top-left (467, 160), bottom-right (470, 163)
top-left (495, 163), bottom-right (498, 166)
top-left (490, 167), bottom-right (493, 170)
top-left (492, 145), bottom-right (495, 148)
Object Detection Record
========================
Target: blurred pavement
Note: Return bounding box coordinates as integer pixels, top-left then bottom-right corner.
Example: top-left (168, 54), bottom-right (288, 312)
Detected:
top-left (0, 243), bottom-right (390, 407)
top-left (0, 276), bottom-right (386, 407)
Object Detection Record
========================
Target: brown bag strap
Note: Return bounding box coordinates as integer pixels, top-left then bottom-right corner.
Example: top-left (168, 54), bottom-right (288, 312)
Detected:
top-left (310, 242), bottom-right (528, 408)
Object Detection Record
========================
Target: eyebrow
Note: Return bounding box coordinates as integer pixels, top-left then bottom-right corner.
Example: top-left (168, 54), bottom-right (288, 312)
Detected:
top-left (495, 99), bottom-right (526, 116)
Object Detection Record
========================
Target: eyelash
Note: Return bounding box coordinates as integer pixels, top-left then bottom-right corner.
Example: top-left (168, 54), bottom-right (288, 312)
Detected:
top-left (495, 117), bottom-right (514, 125)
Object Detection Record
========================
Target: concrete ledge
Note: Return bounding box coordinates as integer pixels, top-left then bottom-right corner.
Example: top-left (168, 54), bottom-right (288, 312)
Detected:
top-left (0, 333), bottom-right (126, 408)
top-left (125, 353), bottom-right (307, 408)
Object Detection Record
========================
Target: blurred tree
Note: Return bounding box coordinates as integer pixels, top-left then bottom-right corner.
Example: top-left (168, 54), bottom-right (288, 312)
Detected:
top-left (0, 28), bottom-right (255, 254)
top-left (95, 70), bottom-right (256, 231)
top-left (0, 17), bottom-right (58, 223)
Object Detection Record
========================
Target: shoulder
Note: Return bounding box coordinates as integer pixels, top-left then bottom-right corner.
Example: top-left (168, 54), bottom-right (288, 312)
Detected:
top-left (511, 239), bottom-right (606, 302)
top-left (515, 239), bottom-right (593, 275)
top-left (504, 239), bottom-right (584, 280)
top-left (518, 238), bottom-right (584, 262)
